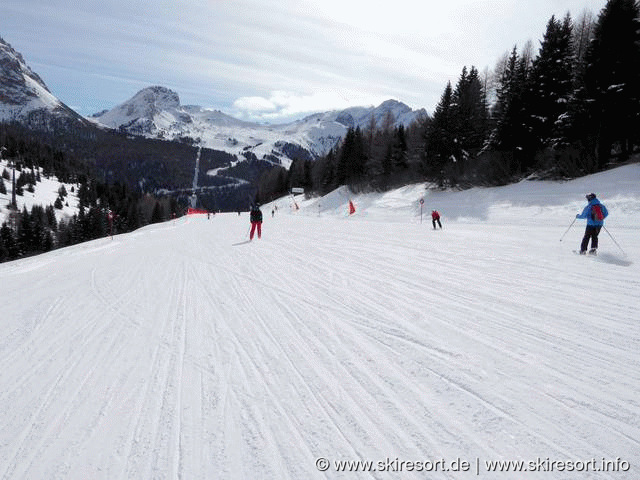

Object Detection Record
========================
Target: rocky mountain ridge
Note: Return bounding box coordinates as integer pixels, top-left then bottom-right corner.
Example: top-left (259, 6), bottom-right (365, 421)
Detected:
top-left (0, 37), bottom-right (84, 127)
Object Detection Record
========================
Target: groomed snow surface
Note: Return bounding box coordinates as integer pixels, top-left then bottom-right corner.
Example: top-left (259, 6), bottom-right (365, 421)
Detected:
top-left (1, 164), bottom-right (639, 479)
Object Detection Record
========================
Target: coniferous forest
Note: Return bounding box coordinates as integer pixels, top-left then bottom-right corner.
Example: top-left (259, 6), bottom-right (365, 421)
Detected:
top-left (256, 0), bottom-right (640, 201)
top-left (0, 124), bottom-right (181, 262)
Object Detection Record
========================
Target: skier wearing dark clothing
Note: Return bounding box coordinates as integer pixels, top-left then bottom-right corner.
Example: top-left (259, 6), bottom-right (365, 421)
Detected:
top-left (249, 204), bottom-right (263, 240)
top-left (431, 210), bottom-right (442, 229)
top-left (576, 193), bottom-right (608, 254)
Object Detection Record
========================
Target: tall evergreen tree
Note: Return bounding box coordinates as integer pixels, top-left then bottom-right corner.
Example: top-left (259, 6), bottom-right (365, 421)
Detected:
top-left (45, 205), bottom-right (57, 231)
top-left (572, 10), bottom-right (596, 80)
top-left (583, 0), bottom-right (640, 165)
top-left (425, 81), bottom-right (456, 184)
top-left (0, 223), bottom-right (18, 261)
top-left (451, 66), bottom-right (489, 170)
top-left (553, 10), bottom-right (597, 165)
top-left (336, 127), bottom-right (367, 186)
top-left (526, 14), bottom-right (575, 152)
top-left (487, 46), bottom-right (533, 174)
top-left (318, 149), bottom-right (336, 194)
top-left (391, 125), bottom-right (409, 170)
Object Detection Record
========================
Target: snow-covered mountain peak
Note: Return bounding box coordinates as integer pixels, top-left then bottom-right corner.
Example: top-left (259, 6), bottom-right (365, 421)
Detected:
top-left (94, 86), bottom-right (186, 135)
top-left (378, 98), bottom-right (410, 112)
top-left (0, 37), bottom-right (65, 120)
top-left (131, 86), bottom-right (180, 111)
top-left (0, 37), bottom-right (84, 125)
top-left (0, 37), bottom-right (51, 99)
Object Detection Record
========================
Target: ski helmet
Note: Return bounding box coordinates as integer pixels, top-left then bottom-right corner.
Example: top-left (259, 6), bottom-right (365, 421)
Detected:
top-left (586, 193), bottom-right (596, 201)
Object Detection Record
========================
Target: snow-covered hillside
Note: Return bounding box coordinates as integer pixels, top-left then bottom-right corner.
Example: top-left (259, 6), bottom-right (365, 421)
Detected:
top-left (1, 164), bottom-right (639, 479)
top-left (92, 87), bottom-right (426, 168)
top-left (0, 158), bottom-right (79, 225)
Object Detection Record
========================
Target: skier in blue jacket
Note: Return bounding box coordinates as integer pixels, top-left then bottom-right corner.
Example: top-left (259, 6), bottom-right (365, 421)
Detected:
top-left (576, 193), bottom-right (608, 254)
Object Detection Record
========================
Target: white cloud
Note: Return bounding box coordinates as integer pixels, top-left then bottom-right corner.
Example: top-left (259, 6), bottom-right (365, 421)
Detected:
top-left (232, 96), bottom-right (278, 113)
top-left (228, 90), bottom-right (388, 123)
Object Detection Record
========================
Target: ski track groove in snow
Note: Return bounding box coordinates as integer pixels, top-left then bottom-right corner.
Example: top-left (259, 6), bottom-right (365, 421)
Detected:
top-left (195, 276), bottom-right (302, 478)
top-left (192, 257), bottom-right (333, 479)
top-left (266, 228), bottom-right (562, 460)
top-left (250, 244), bottom-right (473, 463)
top-left (1, 168), bottom-right (639, 480)
top-left (2, 267), bottom-right (139, 479)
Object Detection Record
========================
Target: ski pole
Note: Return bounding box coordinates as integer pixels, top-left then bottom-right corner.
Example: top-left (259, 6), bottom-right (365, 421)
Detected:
top-left (603, 226), bottom-right (626, 257)
top-left (559, 218), bottom-right (577, 242)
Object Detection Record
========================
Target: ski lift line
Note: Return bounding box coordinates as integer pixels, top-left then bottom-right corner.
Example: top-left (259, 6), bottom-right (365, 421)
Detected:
top-left (191, 146), bottom-right (202, 208)
top-left (193, 146), bottom-right (202, 190)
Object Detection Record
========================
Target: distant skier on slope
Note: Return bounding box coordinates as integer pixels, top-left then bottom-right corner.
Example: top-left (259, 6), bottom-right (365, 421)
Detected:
top-left (249, 203), bottom-right (263, 240)
top-left (576, 193), bottom-right (608, 255)
top-left (431, 210), bottom-right (442, 229)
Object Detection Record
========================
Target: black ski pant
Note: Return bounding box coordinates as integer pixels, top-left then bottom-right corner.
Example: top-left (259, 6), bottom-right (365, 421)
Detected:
top-left (432, 218), bottom-right (442, 229)
top-left (580, 225), bottom-right (601, 252)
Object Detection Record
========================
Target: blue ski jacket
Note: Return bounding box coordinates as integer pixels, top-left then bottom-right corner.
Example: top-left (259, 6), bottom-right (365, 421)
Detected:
top-left (576, 199), bottom-right (608, 226)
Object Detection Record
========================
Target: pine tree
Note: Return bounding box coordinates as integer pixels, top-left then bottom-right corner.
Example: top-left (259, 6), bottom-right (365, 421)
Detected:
top-left (391, 125), bottom-right (408, 170)
top-left (317, 149), bottom-right (336, 194)
top-left (489, 47), bottom-right (518, 150)
top-left (365, 113), bottom-right (377, 159)
top-left (552, 11), bottom-right (598, 173)
top-left (583, 0), bottom-right (640, 165)
top-left (487, 46), bottom-right (533, 175)
top-left (450, 66), bottom-right (489, 178)
top-left (526, 14), bottom-right (575, 151)
top-left (0, 223), bottom-right (18, 261)
top-left (572, 10), bottom-right (596, 80)
top-left (45, 205), bottom-right (57, 231)
top-left (336, 127), bottom-right (367, 187)
top-left (425, 82), bottom-right (456, 185)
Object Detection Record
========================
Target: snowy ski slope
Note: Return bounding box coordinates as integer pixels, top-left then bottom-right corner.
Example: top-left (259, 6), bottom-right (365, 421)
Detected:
top-left (1, 164), bottom-right (639, 479)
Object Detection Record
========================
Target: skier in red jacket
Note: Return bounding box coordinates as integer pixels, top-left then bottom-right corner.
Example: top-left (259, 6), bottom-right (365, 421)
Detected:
top-left (431, 210), bottom-right (442, 229)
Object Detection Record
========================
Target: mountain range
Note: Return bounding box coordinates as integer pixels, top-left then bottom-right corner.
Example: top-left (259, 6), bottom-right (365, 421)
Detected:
top-left (1, 36), bottom-right (426, 169)
top-left (90, 86), bottom-right (426, 167)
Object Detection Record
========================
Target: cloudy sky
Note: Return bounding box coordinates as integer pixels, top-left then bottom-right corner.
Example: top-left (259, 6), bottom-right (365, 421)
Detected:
top-left (2, 0), bottom-right (606, 123)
